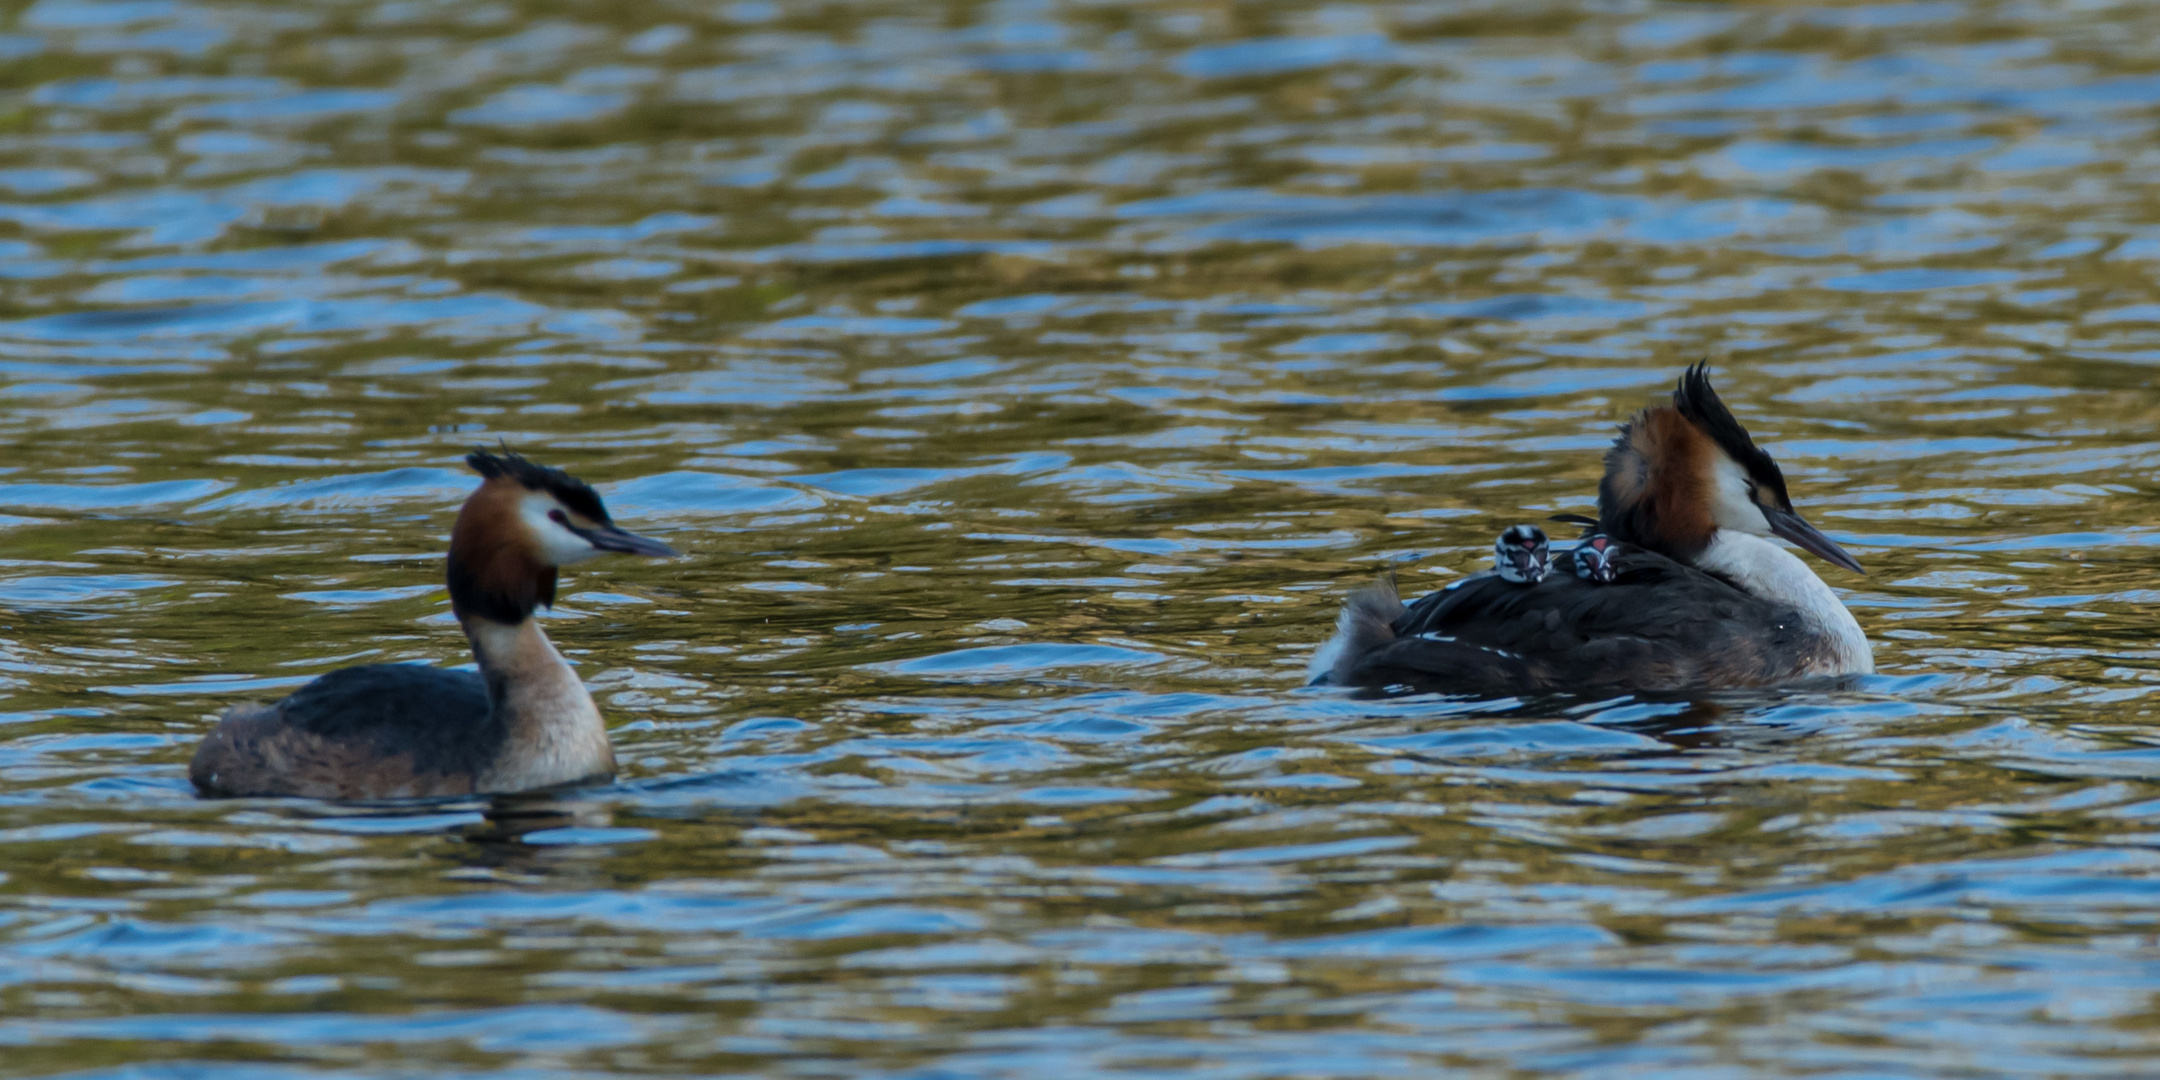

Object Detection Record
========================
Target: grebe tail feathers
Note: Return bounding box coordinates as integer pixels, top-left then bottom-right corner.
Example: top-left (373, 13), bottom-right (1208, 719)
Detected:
top-left (1306, 573), bottom-right (1403, 686)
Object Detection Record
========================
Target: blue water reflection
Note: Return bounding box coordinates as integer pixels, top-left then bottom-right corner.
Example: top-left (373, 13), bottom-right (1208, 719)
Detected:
top-left (0, 0), bottom-right (2158, 1077)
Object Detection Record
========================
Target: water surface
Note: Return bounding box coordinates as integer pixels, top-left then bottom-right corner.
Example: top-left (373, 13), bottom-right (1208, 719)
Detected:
top-left (5, 1), bottom-right (2160, 1077)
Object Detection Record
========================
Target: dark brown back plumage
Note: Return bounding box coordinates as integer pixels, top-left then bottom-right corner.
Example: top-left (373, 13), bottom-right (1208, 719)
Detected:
top-left (1338, 547), bottom-right (1843, 695)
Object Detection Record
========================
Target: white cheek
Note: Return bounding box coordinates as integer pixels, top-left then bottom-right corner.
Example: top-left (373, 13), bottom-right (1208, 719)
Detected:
top-left (1710, 457), bottom-right (1772, 534)
top-left (518, 497), bottom-right (601, 565)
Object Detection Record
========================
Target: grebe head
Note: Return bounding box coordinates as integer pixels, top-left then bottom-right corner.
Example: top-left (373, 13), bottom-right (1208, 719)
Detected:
top-left (466, 449), bottom-right (676, 564)
top-left (1494, 524), bottom-right (1550, 584)
top-left (1573, 534), bottom-right (1620, 583)
top-left (1599, 363), bottom-right (1862, 574)
top-left (448, 449), bottom-right (676, 624)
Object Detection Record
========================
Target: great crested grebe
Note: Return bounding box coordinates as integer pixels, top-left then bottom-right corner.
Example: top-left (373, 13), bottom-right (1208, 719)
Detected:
top-left (1494, 525), bottom-right (1550, 584)
top-left (1309, 364), bottom-right (1870, 695)
top-left (190, 450), bottom-right (676, 800)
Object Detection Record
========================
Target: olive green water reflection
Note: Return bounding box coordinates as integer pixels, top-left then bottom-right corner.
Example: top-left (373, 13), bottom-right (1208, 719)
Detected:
top-left (8, 0), bottom-right (2160, 1076)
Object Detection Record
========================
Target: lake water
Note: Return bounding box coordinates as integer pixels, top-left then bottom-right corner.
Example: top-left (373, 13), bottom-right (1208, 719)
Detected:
top-left (5, 0), bottom-right (2160, 1076)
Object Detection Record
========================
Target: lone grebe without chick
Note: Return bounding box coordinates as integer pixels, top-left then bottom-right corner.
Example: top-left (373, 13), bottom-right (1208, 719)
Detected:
top-left (190, 450), bottom-right (676, 800)
top-left (1309, 364), bottom-right (1870, 695)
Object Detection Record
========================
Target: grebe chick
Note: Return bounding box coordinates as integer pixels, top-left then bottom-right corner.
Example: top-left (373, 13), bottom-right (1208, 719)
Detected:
top-left (1572, 534), bottom-right (1620, 583)
top-left (1494, 525), bottom-right (1550, 584)
top-left (1309, 364), bottom-right (1870, 695)
top-left (190, 450), bottom-right (676, 800)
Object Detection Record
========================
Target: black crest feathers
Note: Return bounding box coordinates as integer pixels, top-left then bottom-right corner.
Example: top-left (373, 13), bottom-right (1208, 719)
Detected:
top-left (466, 448), bottom-right (611, 523)
top-left (1670, 362), bottom-right (1790, 507)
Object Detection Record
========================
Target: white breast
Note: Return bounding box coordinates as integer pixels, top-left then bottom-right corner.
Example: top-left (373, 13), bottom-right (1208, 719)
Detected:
top-left (1695, 531), bottom-right (1872, 676)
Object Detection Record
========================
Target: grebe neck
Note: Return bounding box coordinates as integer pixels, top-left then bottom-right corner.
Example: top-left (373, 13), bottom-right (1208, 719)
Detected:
top-left (460, 614), bottom-right (614, 789)
top-left (1694, 531), bottom-right (1872, 675)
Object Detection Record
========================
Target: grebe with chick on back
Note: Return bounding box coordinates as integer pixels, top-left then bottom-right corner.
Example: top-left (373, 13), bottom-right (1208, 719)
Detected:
top-left (190, 450), bottom-right (676, 800)
top-left (1310, 364), bottom-right (1871, 695)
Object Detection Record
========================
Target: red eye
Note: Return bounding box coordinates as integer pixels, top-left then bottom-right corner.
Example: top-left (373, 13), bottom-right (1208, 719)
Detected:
top-left (548, 510), bottom-right (569, 525)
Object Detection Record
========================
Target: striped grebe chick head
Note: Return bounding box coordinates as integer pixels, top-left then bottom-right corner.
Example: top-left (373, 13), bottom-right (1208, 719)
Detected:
top-left (1598, 362), bottom-right (1862, 574)
top-left (1494, 524), bottom-right (1550, 584)
top-left (1573, 534), bottom-right (1620, 583)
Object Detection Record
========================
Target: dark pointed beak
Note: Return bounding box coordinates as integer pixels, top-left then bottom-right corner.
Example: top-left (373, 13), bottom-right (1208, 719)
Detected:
top-left (579, 523), bottom-right (678, 558)
top-left (1766, 506), bottom-right (1863, 575)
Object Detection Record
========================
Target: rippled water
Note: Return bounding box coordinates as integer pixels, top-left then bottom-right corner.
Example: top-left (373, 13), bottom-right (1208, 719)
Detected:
top-left (11, 0), bottom-right (2160, 1076)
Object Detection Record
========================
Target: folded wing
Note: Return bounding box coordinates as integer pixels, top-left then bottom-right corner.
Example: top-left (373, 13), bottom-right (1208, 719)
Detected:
top-left (1338, 548), bottom-right (1819, 694)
